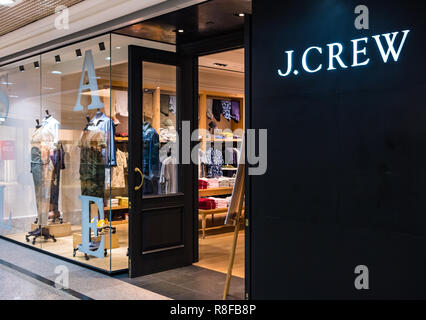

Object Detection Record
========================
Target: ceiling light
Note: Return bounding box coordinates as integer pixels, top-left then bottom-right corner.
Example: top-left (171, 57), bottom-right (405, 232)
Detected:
top-left (115, 47), bottom-right (121, 49)
top-left (178, 29), bottom-right (184, 33)
top-left (105, 57), bottom-right (111, 61)
top-left (214, 63), bottom-right (228, 68)
top-left (34, 61), bottom-right (39, 69)
top-left (51, 71), bottom-right (62, 75)
top-left (8, 95), bottom-right (18, 98)
top-left (55, 55), bottom-right (61, 63)
top-left (235, 13), bottom-right (245, 17)
top-left (76, 49), bottom-right (82, 58)
top-left (99, 42), bottom-right (106, 51)
top-left (19, 66), bottom-right (24, 72)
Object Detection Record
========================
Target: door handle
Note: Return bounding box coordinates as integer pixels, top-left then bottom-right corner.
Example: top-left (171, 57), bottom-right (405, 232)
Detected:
top-left (134, 167), bottom-right (144, 191)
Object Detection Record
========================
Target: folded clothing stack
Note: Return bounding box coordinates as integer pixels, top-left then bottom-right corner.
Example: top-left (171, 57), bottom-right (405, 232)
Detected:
top-left (218, 177), bottom-right (235, 188)
top-left (199, 198), bottom-right (216, 210)
top-left (199, 179), bottom-right (208, 190)
top-left (199, 178), bottom-right (220, 189)
top-left (209, 197), bottom-right (229, 209)
top-left (108, 198), bottom-right (120, 207)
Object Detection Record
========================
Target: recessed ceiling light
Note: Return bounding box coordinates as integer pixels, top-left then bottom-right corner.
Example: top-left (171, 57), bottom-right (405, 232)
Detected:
top-left (235, 13), bottom-right (245, 17)
top-left (99, 42), bottom-right (106, 51)
top-left (19, 66), bottom-right (24, 72)
top-left (105, 57), bottom-right (111, 61)
top-left (8, 95), bottom-right (18, 98)
top-left (34, 61), bottom-right (39, 69)
top-left (115, 47), bottom-right (121, 49)
top-left (178, 29), bottom-right (184, 33)
top-left (214, 63), bottom-right (228, 68)
top-left (76, 49), bottom-right (82, 58)
top-left (51, 71), bottom-right (62, 75)
top-left (55, 55), bottom-right (61, 63)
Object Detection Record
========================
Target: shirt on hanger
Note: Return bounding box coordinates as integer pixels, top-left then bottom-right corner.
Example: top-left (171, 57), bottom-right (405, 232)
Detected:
top-left (231, 100), bottom-right (240, 122)
top-left (206, 98), bottom-right (213, 119)
top-left (221, 100), bottom-right (232, 121)
top-left (169, 95), bottom-right (177, 114)
top-left (114, 90), bottom-right (128, 117)
top-left (91, 113), bottom-right (117, 167)
top-left (212, 99), bottom-right (222, 122)
top-left (111, 149), bottom-right (128, 189)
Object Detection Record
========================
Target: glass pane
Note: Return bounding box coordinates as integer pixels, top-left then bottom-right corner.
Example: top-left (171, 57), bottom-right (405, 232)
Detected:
top-left (0, 56), bottom-right (43, 252)
top-left (142, 62), bottom-right (179, 196)
top-left (39, 35), bottom-right (112, 272)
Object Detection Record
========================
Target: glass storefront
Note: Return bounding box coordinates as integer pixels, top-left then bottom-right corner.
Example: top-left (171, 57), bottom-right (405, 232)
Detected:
top-left (0, 33), bottom-right (176, 273)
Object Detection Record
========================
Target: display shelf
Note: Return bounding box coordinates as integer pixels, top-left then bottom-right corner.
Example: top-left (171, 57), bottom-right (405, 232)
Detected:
top-left (111, 219), bottom-right (128, 226)
top-left (104, 205), bottom-right (129, 211)
top-left (199, 187), bottom-right (233, 197)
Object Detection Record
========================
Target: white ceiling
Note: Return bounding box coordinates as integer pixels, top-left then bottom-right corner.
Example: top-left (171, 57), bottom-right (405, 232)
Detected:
top-left (199, 48), bottom-right (244, 73)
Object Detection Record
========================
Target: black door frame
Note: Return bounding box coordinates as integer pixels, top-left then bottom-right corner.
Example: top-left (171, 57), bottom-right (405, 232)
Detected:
top-left (128, 45), bottom-right (196, 277)
top-left (178, 23), bottom-right (252, 300)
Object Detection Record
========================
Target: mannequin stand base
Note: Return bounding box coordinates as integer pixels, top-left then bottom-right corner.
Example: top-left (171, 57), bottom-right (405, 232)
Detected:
top-left (25, 227), bottom-right (56, 245)
top-left (31, 222), bottom-right (72, 238)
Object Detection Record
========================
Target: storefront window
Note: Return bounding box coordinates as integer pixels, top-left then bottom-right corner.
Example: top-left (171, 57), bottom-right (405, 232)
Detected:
top-left (0, 35), bottom-right (115, 272)
top-left (0, 56), bottom-right (42, 252)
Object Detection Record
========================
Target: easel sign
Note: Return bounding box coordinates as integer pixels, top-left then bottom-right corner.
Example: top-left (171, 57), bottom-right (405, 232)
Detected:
top-left (223, 141), bottom-right (245, 300)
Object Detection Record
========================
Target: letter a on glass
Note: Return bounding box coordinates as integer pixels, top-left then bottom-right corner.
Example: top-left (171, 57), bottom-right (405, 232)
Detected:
top-left (74, 50), bottom-right (104, 112)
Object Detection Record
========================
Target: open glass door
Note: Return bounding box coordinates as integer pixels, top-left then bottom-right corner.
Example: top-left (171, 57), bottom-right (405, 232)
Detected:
top-left (128, 46), bottom-right (195, 277)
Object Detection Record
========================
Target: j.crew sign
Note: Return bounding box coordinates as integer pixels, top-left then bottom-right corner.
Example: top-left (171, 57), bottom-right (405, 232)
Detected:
top-left (278, 30), bottom-right (410, 77)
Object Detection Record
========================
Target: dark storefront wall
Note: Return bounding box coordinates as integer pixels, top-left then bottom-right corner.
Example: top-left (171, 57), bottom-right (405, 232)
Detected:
top-left (250, 0), bottom-right (426, 299)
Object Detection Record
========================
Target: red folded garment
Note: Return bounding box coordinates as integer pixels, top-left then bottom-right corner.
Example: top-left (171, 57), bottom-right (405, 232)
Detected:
top-left (199, 198), bottom-right (216, 210)
top-left (198, 179), bottom-right (208, 190)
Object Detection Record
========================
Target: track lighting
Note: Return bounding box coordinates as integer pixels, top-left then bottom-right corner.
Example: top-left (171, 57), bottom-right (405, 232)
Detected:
top-left (34, 61), bottom-right (39, 69)
top-left (76, 49), bottom-right (82, 57)
top-left (99, 42), bottom-right (106, 51)
top-left (55, 55), bottom-right (61, 63)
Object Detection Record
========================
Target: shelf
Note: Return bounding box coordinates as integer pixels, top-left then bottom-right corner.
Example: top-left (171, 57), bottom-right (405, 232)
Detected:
top-left (199, 187), bottom-right (233, 197)
top-left (199, 207), bottom-right (229, 214)
top-left (104, 205), bottom-right (129, 211)
top-left (111, 219), bottom-right (128, 226)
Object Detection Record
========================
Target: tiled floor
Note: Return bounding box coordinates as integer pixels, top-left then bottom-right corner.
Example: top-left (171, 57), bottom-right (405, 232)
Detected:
top-left (116, 265), bottom-right (245, 300)
top-left (0, 239), bottom-right (168, 300)
top-left (0, 263), bottom-right (77, 300)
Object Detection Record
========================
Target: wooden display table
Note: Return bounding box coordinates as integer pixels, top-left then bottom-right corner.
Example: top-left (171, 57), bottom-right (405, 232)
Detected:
top-left (199, 187), bottom-right (233, 197)
top-left (73, 231), bottom-right (119, 250)
top-left (198, 207), bottom-right (245, 239)
top-left (31, 222), bottom-right (72, 238)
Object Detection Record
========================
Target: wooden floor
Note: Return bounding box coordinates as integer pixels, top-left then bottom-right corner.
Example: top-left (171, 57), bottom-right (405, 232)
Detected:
top-left (6, 226), bottom-right (245, 277)
top-left (195, 230), bottom-right (245, 278)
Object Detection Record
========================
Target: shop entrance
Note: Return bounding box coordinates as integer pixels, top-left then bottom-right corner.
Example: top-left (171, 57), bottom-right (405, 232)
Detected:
top-left (127, 46), bottom-right (196, 277)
